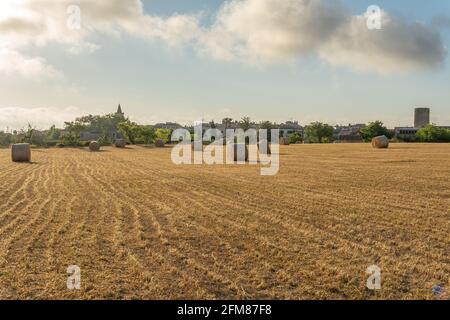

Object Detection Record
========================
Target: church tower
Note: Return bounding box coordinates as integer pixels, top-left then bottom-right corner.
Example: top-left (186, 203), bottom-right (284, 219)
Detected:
top-left (116, 104), bottom-right (124, 117)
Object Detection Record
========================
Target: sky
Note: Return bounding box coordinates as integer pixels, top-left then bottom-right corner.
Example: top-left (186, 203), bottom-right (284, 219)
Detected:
top-left (0, 0), bottom-right (450, 130)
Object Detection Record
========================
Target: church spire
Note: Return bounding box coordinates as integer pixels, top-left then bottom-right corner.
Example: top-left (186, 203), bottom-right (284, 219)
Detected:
top-left (117, 104), bottom-right (124, 116)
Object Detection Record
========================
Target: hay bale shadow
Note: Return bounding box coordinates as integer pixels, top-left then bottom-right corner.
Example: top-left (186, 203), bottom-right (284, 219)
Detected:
top-left (141, 144), bottom-right (173, 149)
top-left (83, 148), bottom-right (111, 153)
top-left (12, 161), bottom-right (39, 165)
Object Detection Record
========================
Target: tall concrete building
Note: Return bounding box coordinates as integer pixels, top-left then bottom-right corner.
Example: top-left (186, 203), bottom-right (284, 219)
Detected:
top-left (414, 108), bottom-right (430, 128)
top-left (395, 107), bottom-right (434, 141)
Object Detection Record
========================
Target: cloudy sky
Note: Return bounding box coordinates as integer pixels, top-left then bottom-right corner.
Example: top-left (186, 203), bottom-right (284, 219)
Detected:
top-left (1, 0), bottom-right (450, 130)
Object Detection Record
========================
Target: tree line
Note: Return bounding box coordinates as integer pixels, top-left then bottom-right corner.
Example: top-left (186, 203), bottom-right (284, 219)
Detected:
top-left (1, 115), bottom-right (450, 148)
top-left (0, 113), bottom-right (171, 148)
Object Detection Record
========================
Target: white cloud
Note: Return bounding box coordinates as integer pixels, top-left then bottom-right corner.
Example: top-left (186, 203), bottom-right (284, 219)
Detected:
top-left (0, 49), bottom-right (62, 78)
top-left (66, 42), bottom-right (100, 55)
top-left (320, 12), bottom-right (448, 74)
top-left (0, 0), bottom-right (201, 48)
top-left (199, 0), bottom-right (348, 64)
top-left (0, 0), bottom-right (447, 77)
top-left (0, 0), bottom-right (202, 77)
top-left (0, 106), bottom-right (83, 130)
top-left (196, 0), bottom-right (447, 74)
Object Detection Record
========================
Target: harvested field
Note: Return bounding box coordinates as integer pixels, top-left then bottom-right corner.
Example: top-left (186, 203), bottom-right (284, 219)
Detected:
top-left (0, 144), bottom-right (449, 299)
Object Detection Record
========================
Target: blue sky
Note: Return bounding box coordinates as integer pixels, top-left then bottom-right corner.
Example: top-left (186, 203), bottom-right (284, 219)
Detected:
top-left (0, 0), bottom-right (449, 129)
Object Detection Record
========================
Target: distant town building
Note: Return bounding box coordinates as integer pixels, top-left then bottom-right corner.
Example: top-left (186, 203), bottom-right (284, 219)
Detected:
top-left (184, 120), bottom-right (303, 139)
top-left (394, 127), bottom-right (420, 140)
top-left (153, 122), bottom-right (183, 130)
top-left (192, 121), bottom-right (257, 135)
top-left (334, 124), bottom-right (365, 142)
top-left (279, 121), bottom-right (304, 138)
top-left (80, 129), bottom-right (102, 141)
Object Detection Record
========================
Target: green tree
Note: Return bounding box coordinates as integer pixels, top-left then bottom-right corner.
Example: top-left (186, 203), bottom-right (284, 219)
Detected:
top-left (0, 131), bottom-right (12, 147)
top-left (75, 113), bottom-right (126, 142)
top-left (239, 117), bottom-right (251, 131)
top-left (62, 121), bottom-right (85, 146)
top-left (416, 124), bottom-right (450, 142)
top-left (139, 126), bottom-right (155, 144)
top-left (12, 124), bottom-right (47, 147)
top-left (118, 121), bottom-right (141, 145)
top-left (98, 134), bottom-right (112, 146)
top-left (30, 130), bottom-right (48, 147)
top-left (289, 132), bottom-right (303, 144)
top-left (259, 121), bottom-right (273, 130)
top-left (47, 125), bottom-right (62, 140)
top-left (155, 128), bottom-right (171, 143)
top-left (359, 121), bottom-right (392, 142)
top-left (222, 118), bottom-right (233, 129)
top-left (305, 122), bottom-right (334, 143)
top-left (21, 124), bottom-right (34, 144)
top-left (259, 121), bottom-right (274, 141)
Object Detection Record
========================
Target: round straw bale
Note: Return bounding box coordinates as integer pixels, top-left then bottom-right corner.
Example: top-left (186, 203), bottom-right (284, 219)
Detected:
top-left (114, 139), bottom-right (126, 148)
top-left (89, 141), bottom-right (100, 152)
top-left (234, 144), bottom-right (249, 162)
top-left (155, 139), bottom-right (165, 148)
top-left (371, 135), bottom-right (389, 149)
top-left (258, 140), bottom-right (271, 155)
top-left (11, 143), bottom-right (31, 162)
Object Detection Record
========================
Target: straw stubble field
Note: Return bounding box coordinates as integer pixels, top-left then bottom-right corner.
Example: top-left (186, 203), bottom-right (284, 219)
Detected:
top-left (0, 144), bottom-right (449, 299)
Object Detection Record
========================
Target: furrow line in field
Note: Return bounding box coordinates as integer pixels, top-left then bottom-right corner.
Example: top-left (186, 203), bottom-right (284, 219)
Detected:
top-left (84, 165), bottom-right (219, 298)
